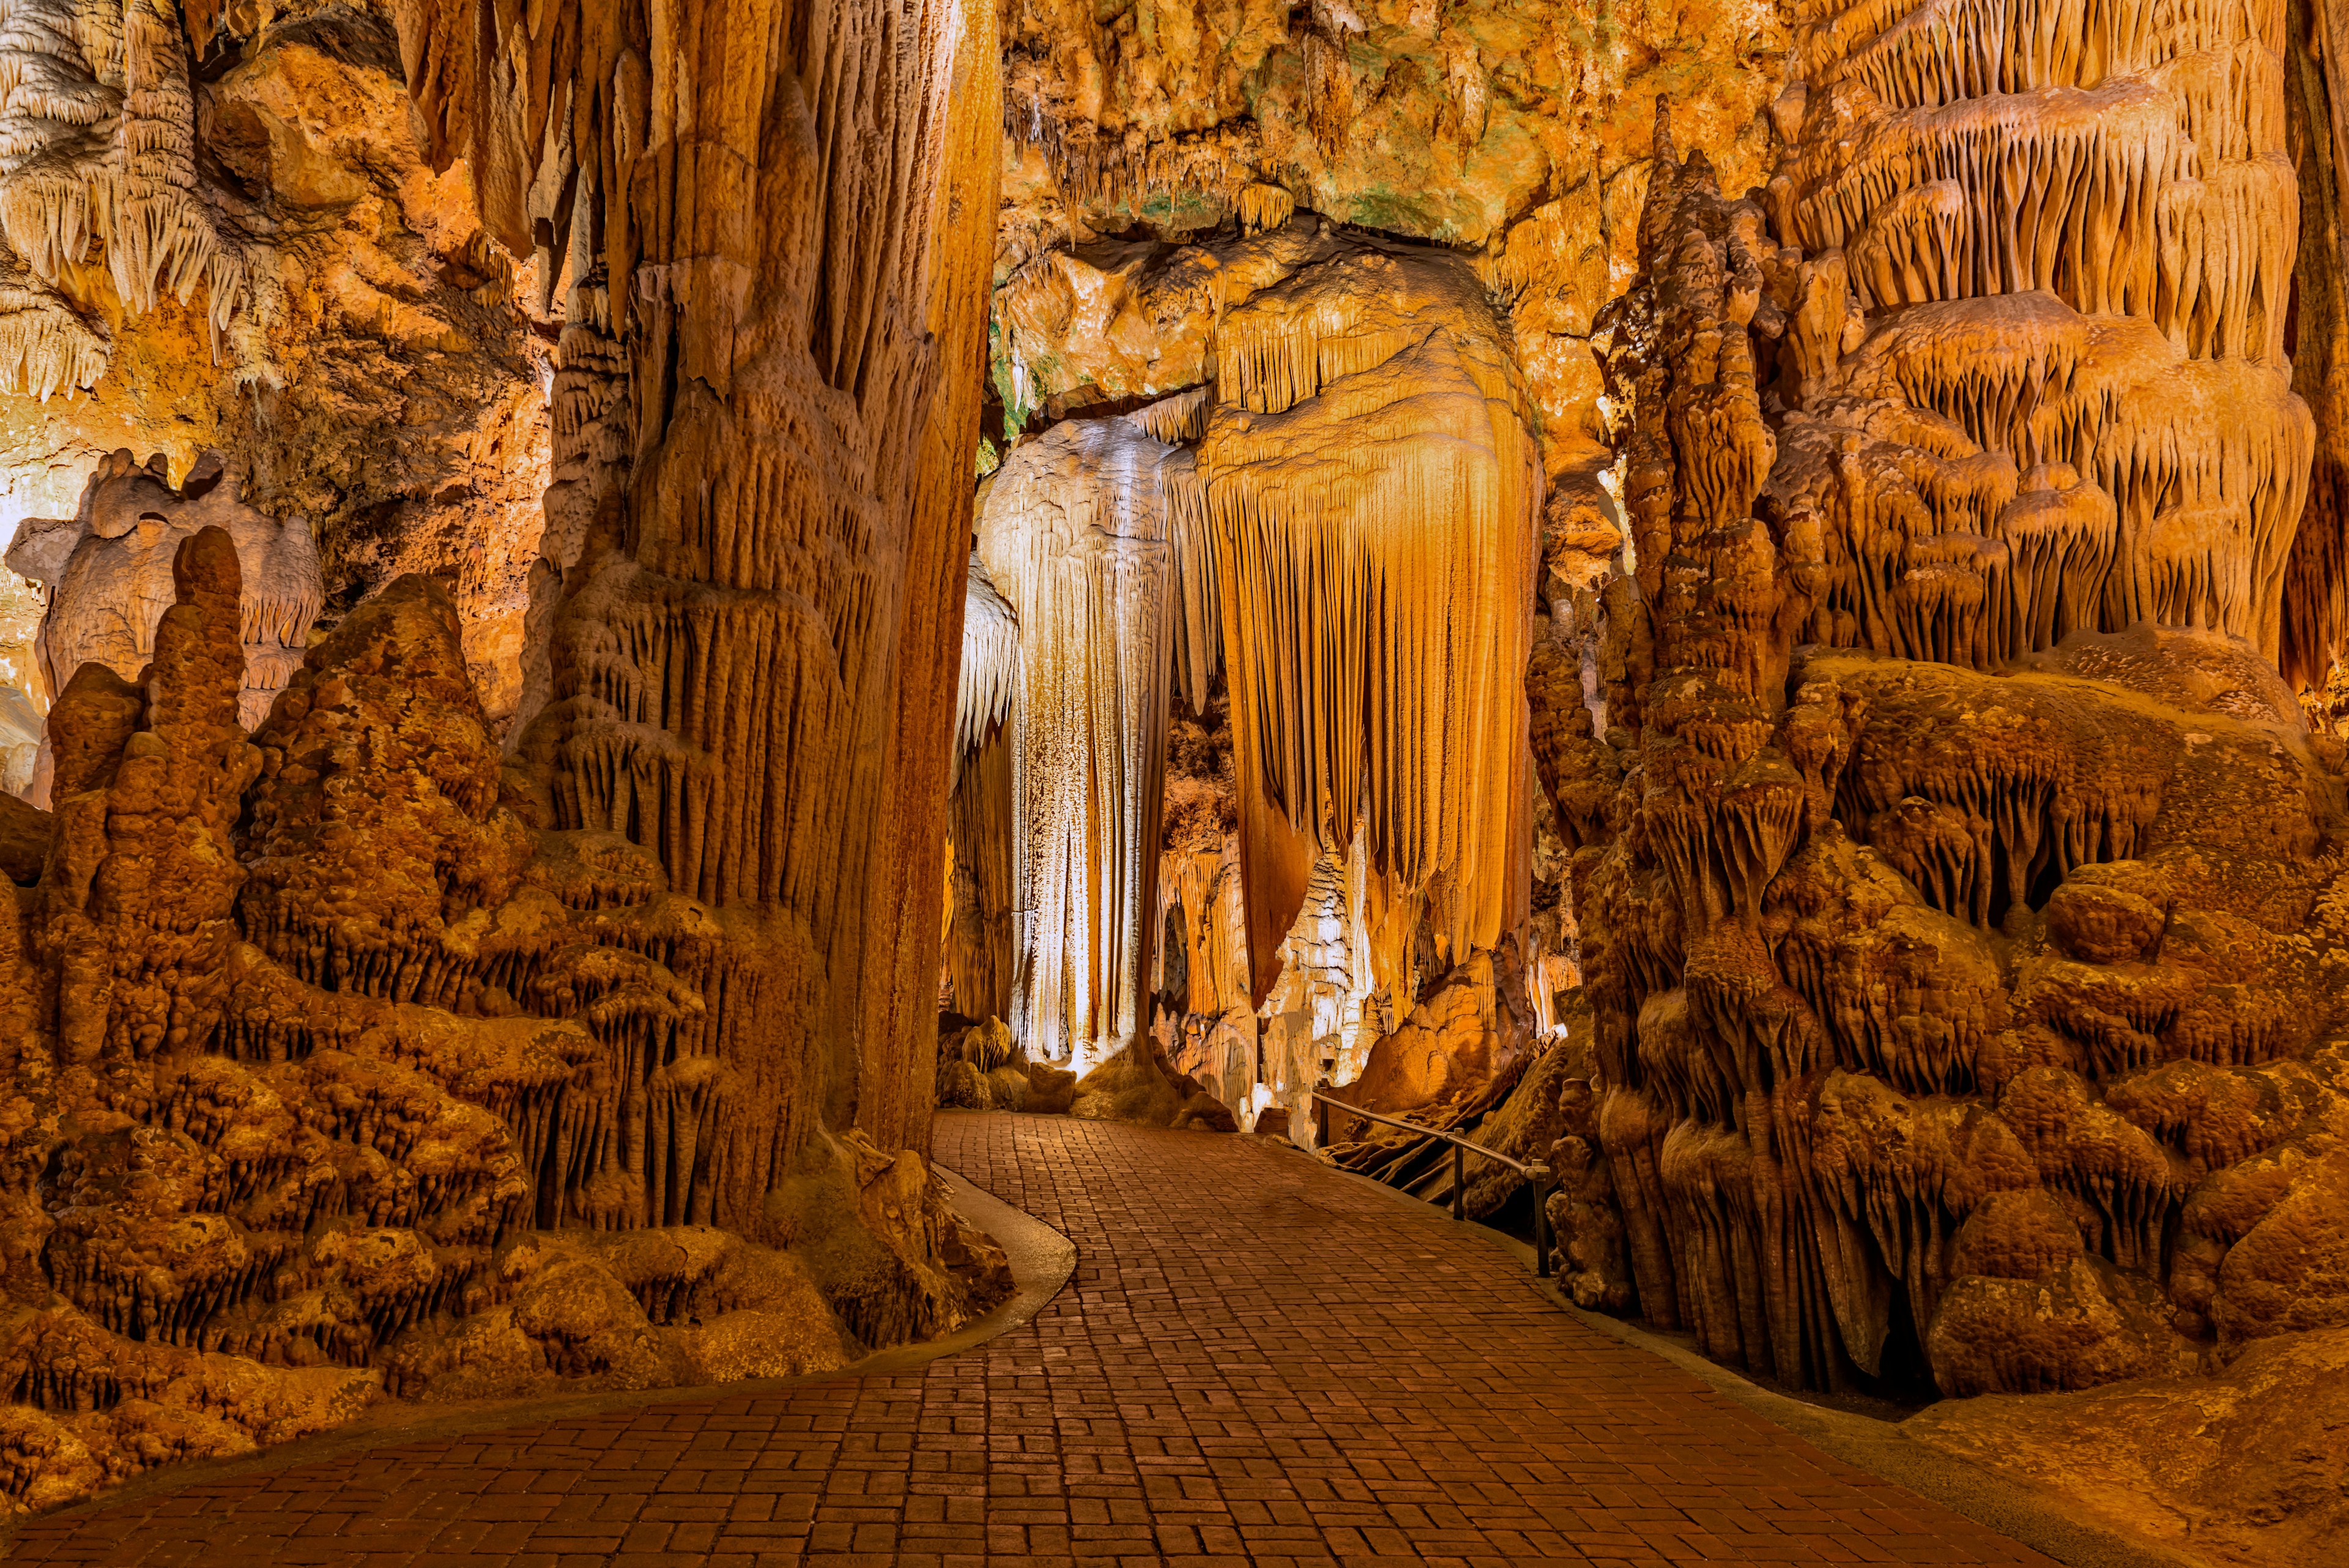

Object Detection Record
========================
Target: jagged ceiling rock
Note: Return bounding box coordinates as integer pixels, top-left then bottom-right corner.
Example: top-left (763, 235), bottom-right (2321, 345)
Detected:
top-left (997, 0), bottom-right (1785, 254)
top-left (992, 0), bottom-right (1788, 500)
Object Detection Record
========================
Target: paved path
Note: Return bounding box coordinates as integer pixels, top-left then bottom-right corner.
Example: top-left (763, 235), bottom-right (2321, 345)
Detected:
top-left (7, 1113), bottom-right (2052, 1567)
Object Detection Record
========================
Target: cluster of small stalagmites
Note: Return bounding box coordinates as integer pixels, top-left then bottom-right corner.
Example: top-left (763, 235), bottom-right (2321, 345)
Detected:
top-left (7, 449), bottom-right (322, 749)
top-left (1523, 70), bottom-right (2349, 1402)
top-left (0, 540), bottom-right (1009, 1512)
top-left (0, 0), bottom-right (247, 397)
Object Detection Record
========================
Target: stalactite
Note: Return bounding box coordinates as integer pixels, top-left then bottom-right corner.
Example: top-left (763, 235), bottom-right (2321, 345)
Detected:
top-left (1201, 242), bottom-right (1542, 1001)
top-left (0, 0), bottom-right (247, 360)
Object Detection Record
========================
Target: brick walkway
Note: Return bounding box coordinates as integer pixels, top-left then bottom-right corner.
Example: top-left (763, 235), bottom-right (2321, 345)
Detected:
top-left (7, 1113), bottom-right (2052, 1567)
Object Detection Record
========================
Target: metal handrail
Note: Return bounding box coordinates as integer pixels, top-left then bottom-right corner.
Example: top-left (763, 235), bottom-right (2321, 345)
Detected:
top-left (1309, 1089), bottom-right (1555, 1279)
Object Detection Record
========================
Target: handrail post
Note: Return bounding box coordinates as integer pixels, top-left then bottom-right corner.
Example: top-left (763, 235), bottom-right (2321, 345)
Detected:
top-left (1451, 1143), bottom-right (1464, 1221)
top-left (1530, 1164), bottom-right (1553, 1279)
top-left (1314, 1091), bottom-right (1329, 1150)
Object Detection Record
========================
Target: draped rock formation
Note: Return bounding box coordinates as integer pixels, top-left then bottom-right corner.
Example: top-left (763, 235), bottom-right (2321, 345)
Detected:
top-left (1201, 236), bottom-right (1542, 1011)
top-left (0, 0), bottom-right (1012, 1512)
top-left (944, 555), bottom-right (1019, 1025)
top-left (1539, 15), bottom-right (2349, 1402)
top-left (963, 218), bottom-right (1544, 1132)
top-left (9, 448), bottom-right (321, 743)
top-left (976, 417), bottom-right (1187, 1065)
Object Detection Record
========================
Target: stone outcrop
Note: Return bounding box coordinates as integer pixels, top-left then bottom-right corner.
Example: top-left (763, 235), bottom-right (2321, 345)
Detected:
top-left (9, 448), bottom-right (322, 746)
top-left (1536, 0), bottom-right (2349, 1402)
top-left (0, 0), bottom-right (1013, 1515)
top-left (1907, 1327), bottom-right (2349, 1566)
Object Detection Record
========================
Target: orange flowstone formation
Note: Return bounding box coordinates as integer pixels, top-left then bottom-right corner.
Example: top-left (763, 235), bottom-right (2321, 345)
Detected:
top-left (0, 0), bottom-right (1013, 1514)
top-left (1537, 37), bottom-right (2349, 1398)
top-left (0, 536), bottom-right (1007, 1509)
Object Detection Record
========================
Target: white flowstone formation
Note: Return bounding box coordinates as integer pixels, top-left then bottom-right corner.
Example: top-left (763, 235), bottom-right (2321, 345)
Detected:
top-left (976, 417), bottom-right (1187, 1066)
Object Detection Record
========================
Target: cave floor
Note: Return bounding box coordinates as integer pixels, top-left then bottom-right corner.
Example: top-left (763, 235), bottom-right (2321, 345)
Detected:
top-left (7, 1113), bottom-right (2053, 1567)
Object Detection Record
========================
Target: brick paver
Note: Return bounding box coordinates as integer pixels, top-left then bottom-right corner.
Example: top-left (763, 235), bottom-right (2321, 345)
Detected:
top-left (6, 1112), bottom-right (2053, 1566)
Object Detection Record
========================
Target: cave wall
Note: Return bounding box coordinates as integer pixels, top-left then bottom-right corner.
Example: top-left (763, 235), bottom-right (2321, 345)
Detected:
top-left (0, 0), bottom-right (1011, 1514)
top-left (1535, 0), bottom-right (2349, 1398)
top-left (0, 1), bottom-right (552, 734)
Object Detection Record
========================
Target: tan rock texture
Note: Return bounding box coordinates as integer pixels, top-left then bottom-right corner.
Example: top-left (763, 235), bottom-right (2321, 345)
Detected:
top-left (1540, 0), bottom-right (2349, 1409)
top-left (0, 543), bottom-right (1010, 1514)
top-left (991, 0), bottom-right (1789, 463)
top-left (0, 0), bottom-right (1013, 1515)
top-left (1906, 1327), bottom-right (2349, 1567)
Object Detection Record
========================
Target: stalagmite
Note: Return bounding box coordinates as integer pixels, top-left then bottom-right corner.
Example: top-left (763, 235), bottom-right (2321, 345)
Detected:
top-left (8, 449), bottom-right (321, 742)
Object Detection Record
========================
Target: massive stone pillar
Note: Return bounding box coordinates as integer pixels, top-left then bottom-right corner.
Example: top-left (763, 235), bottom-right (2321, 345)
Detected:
top-left (396, 0), bottom-right (1001, 1159)
top-left (0, 0), bottom-right (1009, 1510)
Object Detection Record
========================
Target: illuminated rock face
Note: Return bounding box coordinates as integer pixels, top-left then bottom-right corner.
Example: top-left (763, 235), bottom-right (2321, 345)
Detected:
top-left (0, 2), bottom-right (553, 737)
top-left (953, 224), bottom-right (1544, 1129)
top-left (9, 449), bottom-right (321, 744)
top-left (1199, 238), bottom-right (1543, 1012)
top-left (1542, 0), bottom-right (2349, 1400)
top-left (0, 0), bottom-right (1011, 1514)
top-left (977, 417), bottom-right (1187, 1066)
